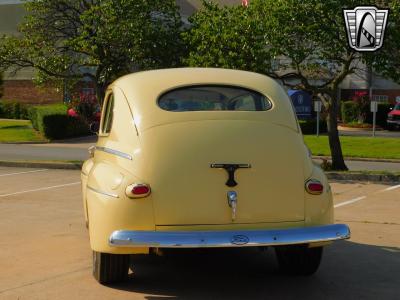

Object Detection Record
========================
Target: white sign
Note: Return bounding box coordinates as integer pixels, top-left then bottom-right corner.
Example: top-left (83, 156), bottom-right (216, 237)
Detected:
top-left (314, 101), bottom-right (322, 112)
top-left (370, 101), bottom-right (378, 112)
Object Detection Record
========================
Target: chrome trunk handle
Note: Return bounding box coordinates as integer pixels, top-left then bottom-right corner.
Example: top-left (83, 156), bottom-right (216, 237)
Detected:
top-left (227, 191), bottom-right (238, 221)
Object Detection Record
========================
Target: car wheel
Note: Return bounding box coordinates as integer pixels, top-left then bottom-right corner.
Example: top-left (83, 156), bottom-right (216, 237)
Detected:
top-left (275, 245), bottom-right (323, 276)
top-left (92, 251), bottom-right (130, 284)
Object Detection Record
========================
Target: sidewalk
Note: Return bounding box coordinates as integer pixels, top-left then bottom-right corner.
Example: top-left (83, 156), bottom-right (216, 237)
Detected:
top-left (312, 157), bottom-right (400, 172)
top-left (0, 136), bottom-right (97, 162)
top-left (338, 127), bottom-right (400, 138)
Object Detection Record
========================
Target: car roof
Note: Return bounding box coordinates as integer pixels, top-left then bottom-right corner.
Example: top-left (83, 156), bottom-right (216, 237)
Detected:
top-left (112, 68), bottom-right (299, 132)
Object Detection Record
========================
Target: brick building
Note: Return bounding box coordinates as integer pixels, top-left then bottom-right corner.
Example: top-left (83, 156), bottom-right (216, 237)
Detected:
top-left (0, 1), bottom-right (63, 103)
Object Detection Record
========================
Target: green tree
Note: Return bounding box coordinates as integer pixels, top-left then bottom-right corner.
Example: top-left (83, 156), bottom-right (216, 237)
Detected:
top-left (0, 0), bottom-right (183, 102)
top-left (182, 1), bottom-right (272, 73)
top-left (184, 0), bottom-right (399, 170)
top-left (368, 0), bottom-right (400, 84)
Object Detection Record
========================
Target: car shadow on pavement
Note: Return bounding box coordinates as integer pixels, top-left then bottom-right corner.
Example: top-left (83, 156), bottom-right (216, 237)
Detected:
top-left (108, 241), bottom-right (400, 299)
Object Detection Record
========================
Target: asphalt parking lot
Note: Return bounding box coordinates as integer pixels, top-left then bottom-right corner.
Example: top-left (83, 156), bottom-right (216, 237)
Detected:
top-left (0, 167), bottom-right (399, 299)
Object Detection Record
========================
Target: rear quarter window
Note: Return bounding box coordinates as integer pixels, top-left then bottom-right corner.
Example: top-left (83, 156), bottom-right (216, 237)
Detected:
top-left (158, 85), bottom-right (272, 112)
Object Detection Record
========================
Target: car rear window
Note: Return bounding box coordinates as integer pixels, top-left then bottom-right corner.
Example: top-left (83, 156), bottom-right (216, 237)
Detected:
top-left (158, 85), bottom-right (272, 111)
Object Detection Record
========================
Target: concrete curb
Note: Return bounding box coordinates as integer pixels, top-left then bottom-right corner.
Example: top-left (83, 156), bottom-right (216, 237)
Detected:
top-left (338, 125), bottom-right (383, 132)
top-left (0, 160), bottom-right (399, 183)
top-left (0, 141), bottom-right (48, 145)
top-left (0, 135), bottom-right (96, 145)
top-left (0, 160), bottom-right (82, 170)
top-left (326, 172), bottom-right (400, 183)
top-left (313, 156), bottom-right (400, 163)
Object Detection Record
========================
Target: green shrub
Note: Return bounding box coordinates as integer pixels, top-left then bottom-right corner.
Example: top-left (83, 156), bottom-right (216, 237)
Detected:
top-left (0, 100), bottom-right (29, 119)
top-left (299, 119), bottom-right (327, 134)
top-left (366, 102), bottom-right (393, 129)
top-left (42, 114), bottom-right (90, 140)
top-left (28, 103), bottom-right (67, 132)
top-left (341, 101), bottom-right (358, 123)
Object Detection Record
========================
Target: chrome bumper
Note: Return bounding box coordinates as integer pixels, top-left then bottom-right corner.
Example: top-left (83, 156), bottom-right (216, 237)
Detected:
top-left (109, 224), bottom-right (350, 248)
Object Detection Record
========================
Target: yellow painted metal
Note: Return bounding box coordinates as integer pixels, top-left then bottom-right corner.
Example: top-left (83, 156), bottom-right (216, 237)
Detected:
top-left (82, 68), bottom-right (333, 254)
top-left (140, 121), bottom-right (306, 225)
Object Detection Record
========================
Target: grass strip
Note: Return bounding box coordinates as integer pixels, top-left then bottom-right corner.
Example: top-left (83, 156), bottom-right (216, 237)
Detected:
top-left (304, 135), bottom-right (400, 160)
top-left (0, 119), bottom-right (45, 142)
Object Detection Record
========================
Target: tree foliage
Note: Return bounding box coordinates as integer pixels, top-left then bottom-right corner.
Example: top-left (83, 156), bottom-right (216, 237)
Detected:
top-left (184, 0), bottom-right (399, 170)
top-left (0, 0), bottom-right (183, 101)
top-left (182, 1), bottom-right (272, 73)
top-left (368, 0), bottom-right (400, 82)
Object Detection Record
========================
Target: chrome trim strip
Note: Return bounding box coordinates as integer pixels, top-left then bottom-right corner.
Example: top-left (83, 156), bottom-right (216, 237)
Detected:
top-left (87, 185), bottom-right (119, 198)
top-left (95, 146), bottom-right (132, 160)
top-left (109, 224), bottom-right (350, 248)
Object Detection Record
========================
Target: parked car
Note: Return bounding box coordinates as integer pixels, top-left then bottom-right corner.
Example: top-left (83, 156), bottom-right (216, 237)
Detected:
top-left (387, 103), bottom-right (400, 130)
top-left (81, 68), bottom-right (350, 284)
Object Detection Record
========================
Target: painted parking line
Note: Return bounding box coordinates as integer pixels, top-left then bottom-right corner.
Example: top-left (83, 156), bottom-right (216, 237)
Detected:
top-left (0, 169), bottom-right (48, 177)
top-left (0, 182), bottom-right (80, 198)
top-left (334, 196), bottom-right (367, 208)
top-left (334, 183), bottom-right (399, 208)
top-left (383, 184), bottom-right (400, 192)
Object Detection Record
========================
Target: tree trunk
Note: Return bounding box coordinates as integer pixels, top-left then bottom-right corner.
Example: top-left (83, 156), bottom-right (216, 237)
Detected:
top-left (94, 67), bottom-right (107, 106)
top-left (95, 83), bottom-right (106, 106)
top-left (326, 91), bottom-right (348, 171)
top-left (93, 77), bottom-right (107, 106)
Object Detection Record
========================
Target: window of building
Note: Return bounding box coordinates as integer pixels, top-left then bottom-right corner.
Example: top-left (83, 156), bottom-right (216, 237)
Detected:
top-left (372, 95), bottom-right (389, 102)
top-left (271, 58), bottom-right (280, 71)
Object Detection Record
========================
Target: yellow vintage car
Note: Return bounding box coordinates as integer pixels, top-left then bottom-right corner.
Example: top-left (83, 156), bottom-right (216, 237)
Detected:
top-left (81, 68), bottom-right (350, 284)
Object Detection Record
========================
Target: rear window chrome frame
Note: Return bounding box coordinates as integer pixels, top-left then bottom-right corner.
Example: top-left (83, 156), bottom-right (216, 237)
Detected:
top-left (157, 84), bottom-right (273, 112)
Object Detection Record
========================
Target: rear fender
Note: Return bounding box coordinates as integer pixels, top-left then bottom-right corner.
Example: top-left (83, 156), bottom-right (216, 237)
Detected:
top-left (304, 163), bottom-right (333, 225)
top-left (81, 158), bottom-right (94, 227)
top-left (86, 160), bottom-right (155, 253)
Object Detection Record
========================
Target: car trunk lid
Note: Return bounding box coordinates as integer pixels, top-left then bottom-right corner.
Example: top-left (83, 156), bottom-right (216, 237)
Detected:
top-left (140, 120), bottom-right (305, 225)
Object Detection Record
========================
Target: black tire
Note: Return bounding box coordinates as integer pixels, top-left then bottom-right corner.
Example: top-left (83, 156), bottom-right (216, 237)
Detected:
top-left (275, 245), bottom-right (323, 276)
top-left (92, 251), bottom-right (130, 284)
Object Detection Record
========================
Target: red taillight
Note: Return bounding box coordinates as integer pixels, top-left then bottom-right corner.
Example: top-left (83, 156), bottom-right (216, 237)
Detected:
top-left (305, 179), bottom-right (324, 195)
top-left (126, 183), bottom-right (151, 198)
top-left (132, 185), bottom-right (150, 195)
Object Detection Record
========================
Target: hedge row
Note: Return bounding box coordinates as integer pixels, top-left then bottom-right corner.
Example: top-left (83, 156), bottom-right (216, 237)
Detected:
top-left (341, 101), bottom-right (358, 124)
top-left (42, 114), bottom-right (90, 140)
top-left (29, 104), bottom-right (90, 139)
top-left (0, 100), bottom-right (91, 140)
top-left (0, 101), bottom-right (30, 119)
top-left (28, 103), bottom-right (68, 132)
top-left (366, 103), bottom-right (392, 128)
top-left (299, 119), bottom-right (327, 134)
top-left (341, 101), bottom-right (393, 128)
